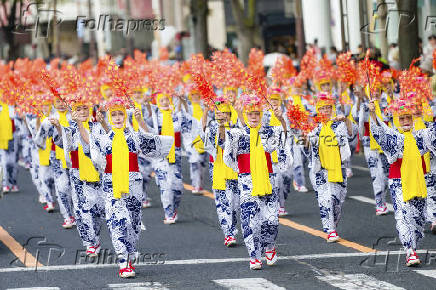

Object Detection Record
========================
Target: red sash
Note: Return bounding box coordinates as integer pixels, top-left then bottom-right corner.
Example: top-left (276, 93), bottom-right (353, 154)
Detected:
top-left (104, 152), bottom-right (139, 173)
top-left (388, 156), bottom-right (427, 179)
top-left (237, 152), bottom-right (273, 174)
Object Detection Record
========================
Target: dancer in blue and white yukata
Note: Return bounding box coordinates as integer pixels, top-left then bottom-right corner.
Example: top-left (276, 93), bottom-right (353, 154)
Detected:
top-left (224, 93), bottom-right (287, 270)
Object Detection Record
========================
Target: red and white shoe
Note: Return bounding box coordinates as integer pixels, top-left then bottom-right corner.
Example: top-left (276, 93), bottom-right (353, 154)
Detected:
top-left (327, 231), bottom-right (340, 243)
top-left (119, 261), bottom-right (136, 278)
top-left (224, 236), bottom-right (237, 247)
top-left (10, 185), bottom-right (19, 192)
top-left (142, 200), bottom-right (152, 208)
top-left (406, 250), bottom-right (421, 267)
top-left (265, 248), bottom-right (278, 266)
top-left (62, 218), bottom-right (74, 229)
top-left (293, 181), bottom-right (308, 193)
top-left (3, 186), bottom-right (10, 193)
top-left (43, 202), bottom-right (55, 213)
top-left (163, 217), bottom-right (176, 225)
top-left (376, 204), bottom-right (388, 216)
top-left (278, 207), bottom-right (288, 216)
top-left (249, 258), bottom-right (262, 270)
top-left (70, 216), bottom-right (76, 226)
top-left (173, 210), bottom-right (179, 222)
top-left (86, 244), bottom-right (101, 257)
top-left (192, 187), bottom-right (203, 194)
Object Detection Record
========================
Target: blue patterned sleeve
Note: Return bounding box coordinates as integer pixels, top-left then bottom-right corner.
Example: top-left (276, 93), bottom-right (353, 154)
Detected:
top-left (137, 131), bottom-right (173, 159)
top-left (370, 118), bottom-right (404, 163)
top-left (223, 128), bottom-right (240, 173)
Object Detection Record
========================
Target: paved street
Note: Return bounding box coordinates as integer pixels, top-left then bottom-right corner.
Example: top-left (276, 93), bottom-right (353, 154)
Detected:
top-left (2, 155), bottom-right (436, 289)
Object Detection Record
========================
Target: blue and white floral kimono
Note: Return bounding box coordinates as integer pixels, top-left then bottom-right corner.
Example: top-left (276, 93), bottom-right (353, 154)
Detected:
top-left (370, 118), bottom-right (436, 251)
top-left (147, 104), bottom-right (185, 219)
top-left (355, 100), bottom-right (390, 209)
top-left (0, 104), bottom-right (19, 189)
top-left (61, 121), bottom-right (106, 248)
top-left (224, 124), bottom-right (282, 260)
top-left (32, 115), bottom-right (57, 206)
top-left (25, 114), bottom-right (44, 199)
top-left (35, 111), bottom-right (74, 220)
top-left (184, 101), bottom-right (208, 190)
top-left (262, 110), bottom-right (293, 207)
top-left (88, 125), bottom-right (172, 264)
top-left (308, 121), bottom-right (353, 234)
top-left (127, 106), bottom-right (154, 204)
top-left (204, 121), bottom-right (239, 239)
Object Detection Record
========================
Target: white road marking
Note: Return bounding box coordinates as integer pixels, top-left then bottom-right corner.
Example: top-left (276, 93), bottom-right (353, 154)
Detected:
top-left (349, 195), bottom-right (394, 212)
top-left (1, 250), bottom-right (428, 273)
top-left (414, 269), bottom-right (436, 279)
top-left (213, 278), bottom-right (285, 290)
top-left (352, 165), bottom-right (370, 172)
top-left (6, 288), bottom-right (60, 290)
top-left (316, 273), bottom-right (405, 290)
top-left (107, 282), bottom-right (168, 289)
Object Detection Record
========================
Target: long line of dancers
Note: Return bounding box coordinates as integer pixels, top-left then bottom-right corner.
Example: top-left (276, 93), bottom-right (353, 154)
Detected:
top-left (1, 48), bottom-right (436, 277)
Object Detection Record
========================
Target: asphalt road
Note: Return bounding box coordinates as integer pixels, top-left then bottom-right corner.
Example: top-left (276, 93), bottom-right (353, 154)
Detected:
top-left (1, 154), bottom-right (436, 289)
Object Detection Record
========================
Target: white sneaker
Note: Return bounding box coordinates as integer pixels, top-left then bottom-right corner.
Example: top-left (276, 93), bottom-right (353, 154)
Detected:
top-left (431, 222), bottom-right (436, 234)
top-left (376, 204), bottom-right (389, 216)
top-left (62, 218), bottom-right (74, 229)
top-left (327, 231), bottom-right (340, 243)
top-left (173, 211), bottom-right (178, 221)
top-left (406, 250), bottom-right (421, 267)
top-left (265, 248), bottom-right (278, 266)
top-left (119, 261), bottom-right (136, 278)
top-left (38, 195), bottom-right (46, 203)
top-left (249, 259), bottom-right (262, 270)
top-left (142, 200), bottom-right (152, 208)
top-left (298, 185), bottom-right (309, 192)
top-left (10, 185), bottom-right (19, 192)
top-left (44, 202), bottom-right (55, 213)
top-left (346, 168), bottom-right (353, 178)
top-left (278, 207), bottom-right (288, 216)
top-left (86, 244), bottom-right (101, 257)
top-left (192, 187), bottom-right (203, 194)
top-left (163, 217), bottom-right (176, 225)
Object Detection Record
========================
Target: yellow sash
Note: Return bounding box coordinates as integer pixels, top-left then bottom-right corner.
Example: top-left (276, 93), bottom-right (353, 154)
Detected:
top-left (0, 103), bottom-right (13, 150)
top-left (112, 127), bottom-right (130, 198)
top-left (401, 131), bottom-right (427, 202)
top-left (160, 109), bottom-right (176, 163)
top-left (78, 121), bottom-right (100, 182)
top-left (38, 116), bottom-right (52, 166)
top-left (268, 110), bottom-right (281, 163)
top-left (369, 100), bottom-right (383, 152)
top-left (55, 111), bottom-right (69, 168)
top-left (413, 117), bottom-right (430, 173)
top-left (192, 102), bottom-right (205, 154)
top-left (319, 121), bottom-right (343, 182)
top-left (248, 122), bottom-right (272, 196)
top-left (132, 101), bottom-right (143, 132)
top-left (212, 129), bottom-right (238, 190)
top-left (230, 105), bottom-right (238, 124)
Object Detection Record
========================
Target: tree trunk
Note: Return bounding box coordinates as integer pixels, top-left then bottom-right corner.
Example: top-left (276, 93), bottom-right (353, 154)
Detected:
top-left (4, 28), bottom-right (16, 60)
top-left (396, 0), bottom-right (419, 68)
top-left (88, 0), bottom-right (96, 61)
top-left (377, 0), bottom-right (388, 61)
top-left (230, 0), bottom-right (257, 65)
top-left (5, 0), bottom-right (18, 60)
top-left (53, 0), bottom-right (61, 57)
top-left (190, 0), bottom-right (209, 56)
top-left (295, 0), bottom-right (305, 59)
